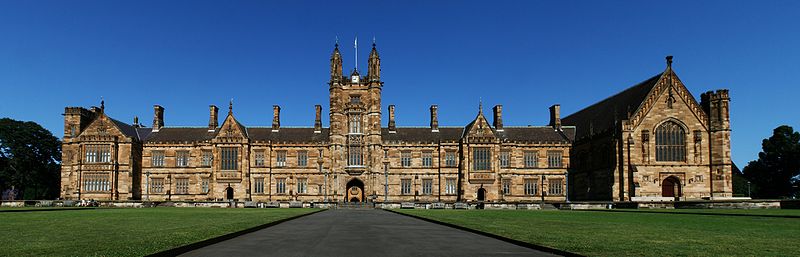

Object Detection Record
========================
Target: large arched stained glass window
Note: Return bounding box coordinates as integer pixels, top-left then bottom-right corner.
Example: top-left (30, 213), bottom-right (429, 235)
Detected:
top-left (655, 121), bottom-right (686, 162)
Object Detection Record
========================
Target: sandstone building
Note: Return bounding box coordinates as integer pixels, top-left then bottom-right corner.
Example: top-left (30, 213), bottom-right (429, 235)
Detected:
top-left (60, 44), bottom-right (732, 203)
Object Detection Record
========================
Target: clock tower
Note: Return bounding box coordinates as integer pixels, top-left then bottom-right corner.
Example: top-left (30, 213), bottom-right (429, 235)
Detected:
top-left (328, 40), bottom-right (383, 201)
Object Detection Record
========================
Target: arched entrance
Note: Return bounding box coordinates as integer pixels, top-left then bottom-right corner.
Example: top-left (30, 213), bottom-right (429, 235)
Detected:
top-left (225, 187), bottom-right (234, 200)
top-left (477, 188), bottom-right (487, 209)
top-left (346, 178), bottom-right (364, 202)
top-left (661, 176), bottom-right (681, 198)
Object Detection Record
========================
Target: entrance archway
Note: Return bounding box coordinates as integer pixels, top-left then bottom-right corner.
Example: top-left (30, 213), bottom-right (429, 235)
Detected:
top-left (477, 188), bottom-right (487, 209)
top-left (346, 178), bottom-right (364, 203)
top-left (661, 176), bottom-right (681, 198)
top-left (225, 187), bottom-right (234, 200)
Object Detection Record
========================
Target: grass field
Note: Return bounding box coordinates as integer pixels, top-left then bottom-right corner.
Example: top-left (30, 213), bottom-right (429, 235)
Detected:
top-left (397, 209), bottom-right (800, 257)
top-left (0, 207), bottom-right (318, 257)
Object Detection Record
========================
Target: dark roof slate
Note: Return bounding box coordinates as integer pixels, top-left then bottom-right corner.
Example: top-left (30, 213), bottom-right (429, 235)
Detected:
top-left (109, 118), bottom-right (140, 139)
top-left (382, 127), bottom-right (463, 143)
top-left (145, 128), bottom-right (214, 143)
top-left (497, 127), bottom-right (575, 143)
top-left (248, 128), bottom-right (330, 143)
top-left (562, 73), bottom-right (663, 140)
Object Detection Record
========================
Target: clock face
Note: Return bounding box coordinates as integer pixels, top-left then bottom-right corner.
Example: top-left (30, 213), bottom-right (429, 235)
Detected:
top-left (351, 75), bottom-right (360, 83)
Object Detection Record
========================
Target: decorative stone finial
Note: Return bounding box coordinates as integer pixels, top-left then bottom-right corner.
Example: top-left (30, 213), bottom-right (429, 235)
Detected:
top-left (666, 56), bottom-right (673, 68)
top-left (229, 98), bottom-right (233, 114)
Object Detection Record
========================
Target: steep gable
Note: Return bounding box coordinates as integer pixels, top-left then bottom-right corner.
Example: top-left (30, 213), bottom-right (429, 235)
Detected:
top-left (215, 113), bottom-right (248, 139)
top-left (627, 68), bottom-right (708, 130)
top-left (463, 111), bottom-right (496, 140)
top-left (79, 112), bottom-right (134, 140)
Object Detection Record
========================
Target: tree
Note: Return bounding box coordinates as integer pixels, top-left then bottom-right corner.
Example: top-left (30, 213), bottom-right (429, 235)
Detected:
top-left (0, 118), bottom-right (61, 200)
top-left (743, 125), bottom-right (800, 199)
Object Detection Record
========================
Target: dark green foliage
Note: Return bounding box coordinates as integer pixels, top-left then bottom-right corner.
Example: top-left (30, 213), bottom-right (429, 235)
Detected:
top-left (743, 125), bottom-right (800, 198)
top-left (0, 118), bottom-right (61, 199)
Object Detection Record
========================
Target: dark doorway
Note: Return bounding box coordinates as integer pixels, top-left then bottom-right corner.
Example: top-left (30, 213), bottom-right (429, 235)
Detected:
top-left (346, 178), bottom-right (365, 203)
top-left (477, 188), bottom-right (486, 209)
top-left (661, 176), bottom-right (681, 198)
top-left (226, 187), bottom-right (234, 200)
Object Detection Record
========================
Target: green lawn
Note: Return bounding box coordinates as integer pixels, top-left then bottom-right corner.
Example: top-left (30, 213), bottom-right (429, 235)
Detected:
top-left (597, 208), bottom-right (800, 217)
top-left (0, 207), bottom-right (318, 257)
top-left (397, 209), bottom-right (800, 257)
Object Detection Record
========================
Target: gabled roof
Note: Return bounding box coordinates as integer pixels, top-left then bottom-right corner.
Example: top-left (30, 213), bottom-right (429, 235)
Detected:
top-left (562, 73), bottom-right (663, 140)
top-left (496, 126), bottom-right (575, 143)
top-left (381, 127), bottom-right (463, 143)
top-left (109, 118), bottom-right (141, 139)
top-left (248, 128), bottom-right (330, 143)
top-left (145, 127), bottom-right (214, 143)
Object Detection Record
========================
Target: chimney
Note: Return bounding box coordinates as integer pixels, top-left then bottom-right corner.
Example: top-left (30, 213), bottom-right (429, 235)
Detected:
top-left (314, 105), bottom-right (322, 133)
top-left (153, 105), bottom-right (164, 132)
top-left (133, 116), bottom-right (140, 128)
top-left (430, 105), bottom-right (439, 132)
top-left (493, 105), bottom-right (503, 131)
top-left (549, 104), bottom-right (561, 130)
top-left (208, 105), bottom-right (219, 132)
top-left (272, 105), bottom-right (281, 132)
top-left (388, 105), bottom-right (396, 133)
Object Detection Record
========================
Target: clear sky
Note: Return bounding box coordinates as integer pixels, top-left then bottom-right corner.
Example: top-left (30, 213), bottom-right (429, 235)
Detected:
top-left (0, 1), bottom-right (798, 166)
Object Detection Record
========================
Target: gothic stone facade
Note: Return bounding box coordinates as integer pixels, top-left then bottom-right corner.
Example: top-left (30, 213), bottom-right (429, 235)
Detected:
top-left (60, 46), bottom-right (732, 203)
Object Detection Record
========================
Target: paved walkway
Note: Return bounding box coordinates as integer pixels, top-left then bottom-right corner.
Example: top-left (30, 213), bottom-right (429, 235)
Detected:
top-left (181, 209), bottom-right (557, 257)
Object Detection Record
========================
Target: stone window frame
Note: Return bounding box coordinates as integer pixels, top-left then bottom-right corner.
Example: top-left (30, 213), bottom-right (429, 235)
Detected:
top-left (472, 148), bottom-right (491, 171)
top-left (220, 147), bottom-right (239, 171)
top-left (84, 144), bottom-right (111, 164)
top-left (201, 178), bottom-right (210, 194)
top-left (276, 178), bottom-right (286, 194)
top-left (297, 178), bottom-right (308, 194)
top-left (276, 150), bottom-right (287, 167)
top-left (150, 178), bottom-right (165, 194)
top-left (502, 179), bottom-right (511, 195)
top-left (499, 151), bottom-right (510, 168)
top-left (175, 178), bottom-right (189, 194)
top-left (298, 150), bottom-right (308, 167)
top-left (83, 173), bottom-right (110, 192)
top-left (422, 151), bottom-right (433, 167)
top-left (444, 151), bottom-right (457, 167)
top-left (254, 151), bottom-right (266, 167)
top-left (548, 179), bottom-right (563, 195)
top-left (547, 151), bottom-right (563, 168)
top-left (445, 178), bottom-right (457, 195)
top-left (422, 179), bottom-right (433, 195)
top-left (401, 178), bottom-right (412, 195)
top-left (254, 178), bottom-right (265, 194)
top-left (151, 150), bottom-right (165, 167)
top-left (176, 151), bottom-right (190, 167)
top-left (201, 150), bottom-right (213, 167)
top-left (401, 151), bottom-right (412, 167)
top-left (524, 179), bottom-right (538, 195)
top-left (524, 151), bottom-right (537, 168)
top-left (655, 120), bottom-right (687, 162)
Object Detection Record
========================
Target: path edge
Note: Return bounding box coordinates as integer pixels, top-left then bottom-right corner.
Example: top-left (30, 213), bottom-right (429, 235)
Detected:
top-left (147, 208), bottom-right (327, 257)
top-left (385, 209), bottom-right (583, 257)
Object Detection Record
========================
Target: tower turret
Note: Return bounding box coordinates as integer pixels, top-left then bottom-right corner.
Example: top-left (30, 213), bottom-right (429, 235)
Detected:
top-left (330, 42), bottom-right (343, 83)
top-left (367, 40), bottom-right (380, 81)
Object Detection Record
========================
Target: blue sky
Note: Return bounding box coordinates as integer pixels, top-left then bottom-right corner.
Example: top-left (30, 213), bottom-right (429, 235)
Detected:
top-left (0, 1), bottom-right (798, 166)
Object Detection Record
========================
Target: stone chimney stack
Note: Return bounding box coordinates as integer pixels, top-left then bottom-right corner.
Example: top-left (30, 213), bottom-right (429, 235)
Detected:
top-left (314, 105), bottom-right (322, 133)
top-left (430, 105), bottom-right (439, 132)
top-left (272, 105), bottom-right (281, 132)
top-left (493, 105), bottom-right (503, 131)
top-left (153, 105), bottom-right (164, 132)
top-left (549, 104), bottom-right (561, 130)
top-left (208, 105), bottom-right (219, 132)
top-left (388, 105), bottom-right (396, 133)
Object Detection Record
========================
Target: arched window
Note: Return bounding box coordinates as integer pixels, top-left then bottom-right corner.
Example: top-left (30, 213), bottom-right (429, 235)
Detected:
top-left (349, 114), bottom-right (361, 134)
top-left (655, 121), bottom-right (686, 161)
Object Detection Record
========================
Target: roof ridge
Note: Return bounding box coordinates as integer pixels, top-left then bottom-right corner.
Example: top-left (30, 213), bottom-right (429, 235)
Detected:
top-left (563, 73), bottom-right (663, 120)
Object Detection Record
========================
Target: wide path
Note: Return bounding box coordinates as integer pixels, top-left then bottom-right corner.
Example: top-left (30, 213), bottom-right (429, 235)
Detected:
top-left (181, 209), bottom-right (557, 257)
